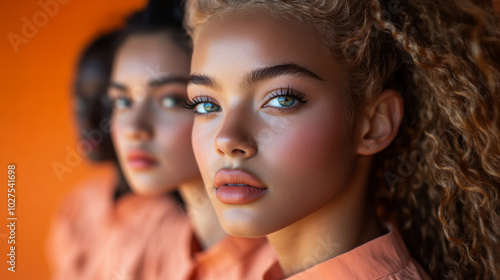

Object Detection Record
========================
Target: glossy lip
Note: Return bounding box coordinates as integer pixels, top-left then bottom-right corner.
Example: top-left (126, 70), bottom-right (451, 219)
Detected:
top-left (213, 169), bottom-right (268, 204)
top-left (126, 149), bottom-right (159, 170)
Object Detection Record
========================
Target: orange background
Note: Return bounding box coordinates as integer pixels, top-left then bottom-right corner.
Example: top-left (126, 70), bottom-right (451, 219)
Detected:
top-left (0, 0), bottom-right (146, 279)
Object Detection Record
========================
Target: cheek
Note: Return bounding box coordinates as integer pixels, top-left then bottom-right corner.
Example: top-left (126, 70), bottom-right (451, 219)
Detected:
top-left (192, 121), bottom-right (215, 173)
top-left (265, 112), bottom-right (351, 177)
top-left (110, 116), bottom-right (126, 159)
top-left (259, 110), bottom-right (355, 216)
top-left (160, 117), bottom-right (195, 155)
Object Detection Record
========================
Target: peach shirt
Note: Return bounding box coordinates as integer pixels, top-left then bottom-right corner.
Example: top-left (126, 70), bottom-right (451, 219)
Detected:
top-left (181, 234), bottom-right (276, 280)
top-left (46, 173), bottom-right (189, 279)
top-left (263, 226), bottom-right (431, 280)
top-left (47, 173), bottom-right (276, 280)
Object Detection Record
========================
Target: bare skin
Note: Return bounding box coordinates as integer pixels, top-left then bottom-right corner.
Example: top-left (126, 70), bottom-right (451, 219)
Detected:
top-left (188, 9), bottom-right (403, 276)
top-left (178, 182), bottom-right (228, 248)
top-left (109, 32), bottom-right (226, 249)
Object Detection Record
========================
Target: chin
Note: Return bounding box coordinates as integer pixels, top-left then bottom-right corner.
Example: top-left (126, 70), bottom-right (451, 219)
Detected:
top-left (222, 224), bottom-right (267, 238)
top-left (129, 184), bottom-right (166, 197)
top-left (218, 208), bottom-right (276, 238)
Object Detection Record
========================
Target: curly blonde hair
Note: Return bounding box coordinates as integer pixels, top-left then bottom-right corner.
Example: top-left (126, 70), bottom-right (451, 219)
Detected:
top-left (185, 0), bottom-right (500, 279)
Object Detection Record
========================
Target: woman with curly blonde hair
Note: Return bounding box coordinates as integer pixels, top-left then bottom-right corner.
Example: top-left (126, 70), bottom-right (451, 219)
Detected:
top-left (183, 0), bottom-right (500, 279)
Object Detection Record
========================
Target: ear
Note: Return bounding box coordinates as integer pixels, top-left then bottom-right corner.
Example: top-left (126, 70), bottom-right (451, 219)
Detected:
top-left (356, 89), bottom-right (404, 156)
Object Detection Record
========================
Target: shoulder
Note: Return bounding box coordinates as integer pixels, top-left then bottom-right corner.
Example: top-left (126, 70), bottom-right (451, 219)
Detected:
top-left (56, 174), bottom-right (116, 218)
top-left (377, 259), bottom-right (431, 280)
top-left (285, 225), bottom-right (431, 280)
top-left (48, 173), bottom-right (117, 240)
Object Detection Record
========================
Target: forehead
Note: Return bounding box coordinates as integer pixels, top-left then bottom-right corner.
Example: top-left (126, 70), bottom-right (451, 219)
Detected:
top-left (113, 33), bottom-right (190, 80)
top-left (191, 8), bottom-right (339, 81)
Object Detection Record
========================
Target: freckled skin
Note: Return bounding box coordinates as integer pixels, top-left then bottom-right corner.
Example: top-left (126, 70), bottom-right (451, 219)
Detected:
top-left (110, 33), bottom-right (200, 196)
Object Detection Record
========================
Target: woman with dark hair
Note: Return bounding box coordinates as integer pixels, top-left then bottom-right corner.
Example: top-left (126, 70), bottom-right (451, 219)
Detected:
top-left (106, 0), bottom-right (275, 279)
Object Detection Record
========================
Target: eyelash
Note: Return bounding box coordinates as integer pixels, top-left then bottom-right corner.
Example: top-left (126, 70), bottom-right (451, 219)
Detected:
top-left (183, 95), bottom-right (220, 117)
top-left (109, 93), bottom-right (186, 113)
top-left (264, 86), bottom-right (307, 114)
top-left (268, 86), bottom-right (305, 100)
top-left (184, 87), bottom-right (308, 117)
top-left (109, 96), bottom-right (132, 111)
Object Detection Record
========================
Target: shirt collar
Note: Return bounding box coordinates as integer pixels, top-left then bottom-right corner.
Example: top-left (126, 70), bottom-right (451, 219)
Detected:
top-left (263, 225), bottom-right (413, 280)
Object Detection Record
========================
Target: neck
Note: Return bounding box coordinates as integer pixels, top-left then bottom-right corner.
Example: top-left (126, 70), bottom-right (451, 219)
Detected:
top-left (178, 179), bottom-right (227, 250)
top-left (267, 156), bottom-right (383, 277)
top-left (113, 164), bottom-right (131, 200)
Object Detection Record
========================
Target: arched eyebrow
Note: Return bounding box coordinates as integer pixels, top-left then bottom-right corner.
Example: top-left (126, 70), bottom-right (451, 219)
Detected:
top-left (247, 63), bottom-right (324, 86)
top-left (188, 74), bottom-right (223, 91)
top-left (109, 81), bottom-right (127, 91)
top-left (109, 76), bottom-right (189, 92)
top-left (188, 63), bottom-right (324, 91)
top-left (148, 76), bottom-right (189, 88)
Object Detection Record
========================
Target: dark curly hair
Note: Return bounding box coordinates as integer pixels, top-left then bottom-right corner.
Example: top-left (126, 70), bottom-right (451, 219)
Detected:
top-left (185, 0), bottom-right (500, 279)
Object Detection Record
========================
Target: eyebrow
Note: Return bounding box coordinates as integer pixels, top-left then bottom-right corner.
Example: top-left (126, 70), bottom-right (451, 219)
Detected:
top-left (188, 74), bottom-right (223, 91)
top-left (109, 81), bottom-right (127, 91)
top-left (188, 63), bottom-right (324, 92)
top-left (109, 76), bottom-right (189, 92)
top-left (148, 76), bottom-right (189, 88)
top-left (248, 63), bottom-right (324, 86)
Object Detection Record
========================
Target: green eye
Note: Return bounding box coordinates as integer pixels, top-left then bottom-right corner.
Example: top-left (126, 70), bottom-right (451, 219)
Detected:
top-left (268, 96), bottom-right (297, 108)
top-left (184, 96), bottom-right (221, 116)
top-left (113, 97), bottom-right (132, 110)
top-left (195, 102), bottom-right (220, 113)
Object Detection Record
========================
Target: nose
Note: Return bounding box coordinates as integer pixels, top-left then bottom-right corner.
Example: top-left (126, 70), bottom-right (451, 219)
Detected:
top-left (124, 100), bottom-right (154, 141)
top-left (215, 111), bottom-right (257, 160)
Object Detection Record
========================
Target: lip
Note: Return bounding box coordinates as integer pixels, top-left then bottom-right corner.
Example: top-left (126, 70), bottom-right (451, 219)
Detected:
top-left (126, 149), bottom-right (158, 170)
top-left (213, 169), bottom-right (268, 204)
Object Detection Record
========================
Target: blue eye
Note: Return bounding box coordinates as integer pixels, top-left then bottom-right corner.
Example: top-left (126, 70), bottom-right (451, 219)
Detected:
top-left (267, 96), bottom-right (297, 108)
top-left (264, 87), bottom-right (307, 110)
top-left (113, 97), bottom-right (132, 110)
top-left (184, 95), bottom-right (221, 116)
top-left (195, 102), bottom-right (220, 113)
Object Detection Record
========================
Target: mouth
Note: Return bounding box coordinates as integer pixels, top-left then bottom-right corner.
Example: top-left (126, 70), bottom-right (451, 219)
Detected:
top-left (126, 149), bottom-right (158, 170)
top-left (213, 169), bottom-right (268, 204)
